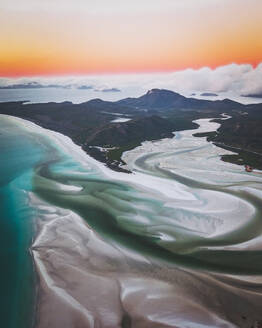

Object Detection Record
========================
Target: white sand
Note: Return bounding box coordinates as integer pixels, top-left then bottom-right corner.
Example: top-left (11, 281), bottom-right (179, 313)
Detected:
top-left (5, 114), bottom-right (262, 328)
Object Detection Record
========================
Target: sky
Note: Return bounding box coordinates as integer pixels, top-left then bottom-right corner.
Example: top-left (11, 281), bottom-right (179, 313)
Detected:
top-left (0, 0), bottom-right (262, 77)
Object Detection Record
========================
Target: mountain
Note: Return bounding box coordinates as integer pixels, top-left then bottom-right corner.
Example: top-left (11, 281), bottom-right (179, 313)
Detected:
top-left (117, 89), bottom-right (187, 110)
top-left (0, 88), bottom-right (262, 170)
top-left (117, 88), bottom-right (243, 112)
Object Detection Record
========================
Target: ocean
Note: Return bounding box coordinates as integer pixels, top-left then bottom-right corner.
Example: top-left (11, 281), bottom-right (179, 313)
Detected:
top-left (0, 87), bottom-right (262, 105)
top-left (0, 116), bottom-right (44, 327)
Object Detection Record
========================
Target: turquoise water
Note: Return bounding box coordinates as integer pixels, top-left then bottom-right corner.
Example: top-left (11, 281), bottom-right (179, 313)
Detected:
top-left (0, 117), bottom-right (48, 328)
top-left (1, 114), bottom-right (262, 327)
top-left (0, 115), bottom-right (97, 327)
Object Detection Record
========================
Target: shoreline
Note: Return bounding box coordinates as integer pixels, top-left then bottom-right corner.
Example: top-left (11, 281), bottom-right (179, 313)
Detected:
top-left (3, 115), bottom-right (262, 327)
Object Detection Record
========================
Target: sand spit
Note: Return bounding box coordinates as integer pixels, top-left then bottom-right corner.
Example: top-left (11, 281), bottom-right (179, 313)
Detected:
top-left (31, 194), bottom-right (262, 328)
top-left (6, 115), bottom-right (262, 327)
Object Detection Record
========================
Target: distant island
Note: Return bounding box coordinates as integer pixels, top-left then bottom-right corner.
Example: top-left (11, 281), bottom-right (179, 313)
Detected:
top-left (94, 87), bottom-right (121, 93)
top-left (76, 85), bottom-right (93, 90)
top-left (0, 88), bottom-right (261, 170)
top-left (200, 92), bottom-right (218, 96)
top-left (242, 93), bottom-right (262, 98)
top-left (0, 82), bottom-right (71, 89)
top-left (0, 82), bottom-right (121, 93)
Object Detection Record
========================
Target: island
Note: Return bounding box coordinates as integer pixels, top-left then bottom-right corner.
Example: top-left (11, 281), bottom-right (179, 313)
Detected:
top-left (0, 88), bottom-right (262, 170)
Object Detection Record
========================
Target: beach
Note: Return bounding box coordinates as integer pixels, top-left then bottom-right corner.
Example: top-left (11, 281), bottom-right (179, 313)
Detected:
top-left (1, 114), bottom-right (262, 327)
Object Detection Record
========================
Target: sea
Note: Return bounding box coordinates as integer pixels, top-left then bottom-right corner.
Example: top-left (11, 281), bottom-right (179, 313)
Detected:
top-left (0, 87), bottom-right (262, 104)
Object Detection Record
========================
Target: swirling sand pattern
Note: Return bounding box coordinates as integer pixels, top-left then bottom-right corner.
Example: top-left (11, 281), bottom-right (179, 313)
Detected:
top-left (1, 115), bottom-right (262, 328)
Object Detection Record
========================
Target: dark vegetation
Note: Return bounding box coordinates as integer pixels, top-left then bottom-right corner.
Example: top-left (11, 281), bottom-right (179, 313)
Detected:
top-left (0, 88), bottom-right (262, 170)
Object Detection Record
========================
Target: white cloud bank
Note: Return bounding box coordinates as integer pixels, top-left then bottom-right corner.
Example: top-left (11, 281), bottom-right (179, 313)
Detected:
top-left (0, 63), bottom-right (262, 100)
top-left (138, 63), bottom-right (262, 96)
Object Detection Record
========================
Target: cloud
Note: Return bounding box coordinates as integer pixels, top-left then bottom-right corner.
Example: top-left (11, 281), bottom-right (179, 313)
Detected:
top-left (140, 63), bottom-right (262, 95)
top-left (94, 87), bottom-right (121, 93)
top-left (137, 63), bottom-right (262, 96)
top-left (0, 63), bottom-right (261, 98)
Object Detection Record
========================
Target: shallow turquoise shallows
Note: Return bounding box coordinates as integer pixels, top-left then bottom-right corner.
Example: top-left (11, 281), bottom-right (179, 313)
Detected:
top-left (2, 113), bottom-right (262, 328)
top-left (0, 117), bottom-right (46, 328)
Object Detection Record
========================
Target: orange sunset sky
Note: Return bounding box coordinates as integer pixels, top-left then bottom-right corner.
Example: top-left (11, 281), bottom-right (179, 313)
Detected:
top-left (0, 0), bottom-right (262, 77)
